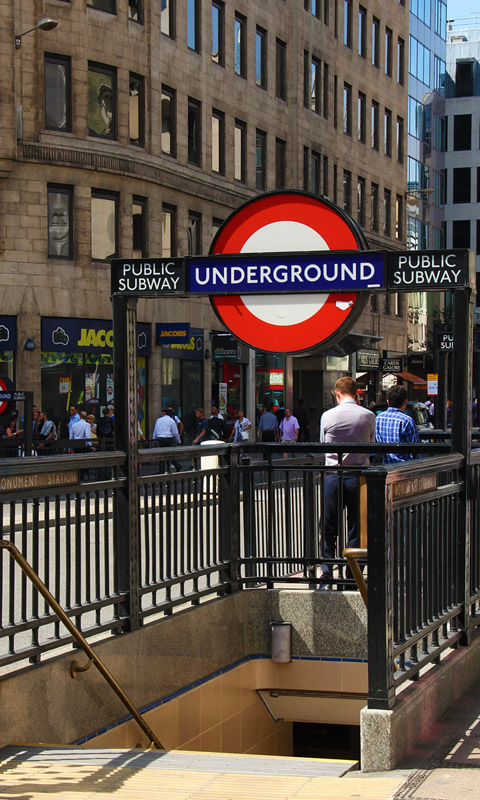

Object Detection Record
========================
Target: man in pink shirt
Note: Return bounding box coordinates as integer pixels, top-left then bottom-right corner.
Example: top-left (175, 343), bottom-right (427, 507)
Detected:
top-left (280, 407), bottom-right (299, 443)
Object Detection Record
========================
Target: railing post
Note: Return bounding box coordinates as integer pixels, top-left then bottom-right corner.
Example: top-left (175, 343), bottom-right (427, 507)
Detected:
top-left (112, 294), bottom-right (141, 631)
top-left (452, 278), bottom-right (475, 645)
top-left (303, 465), bottom-right (317, 587)
top-left (365, 467), bottom-right (396, 709)
top-left (241, 454), bottom-right (255, 580)
top-left (219, 446), bottom-right (240, 593)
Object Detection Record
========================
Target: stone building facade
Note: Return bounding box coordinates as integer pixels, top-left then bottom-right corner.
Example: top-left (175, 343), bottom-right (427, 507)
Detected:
top-left (1, 0), bottom-right (409, 437)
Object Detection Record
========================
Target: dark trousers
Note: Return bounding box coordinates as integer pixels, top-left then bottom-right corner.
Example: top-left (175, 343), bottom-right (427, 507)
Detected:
top-left (261, 430), bottom-right (276, 442)
top-left (321, 473), bottom-right (359, 580)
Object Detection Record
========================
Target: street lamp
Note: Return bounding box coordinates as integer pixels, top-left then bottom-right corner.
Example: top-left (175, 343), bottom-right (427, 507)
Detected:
top-left (404, 187), bottom-right (435, 199)
top-left (15, 18), bottom-right (58, 49)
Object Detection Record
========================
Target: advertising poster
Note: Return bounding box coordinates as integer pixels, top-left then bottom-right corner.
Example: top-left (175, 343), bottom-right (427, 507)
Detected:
top-left (219, 382), bottom-right (227, 417)
top-left (59, 377), bottom-right (71, 395)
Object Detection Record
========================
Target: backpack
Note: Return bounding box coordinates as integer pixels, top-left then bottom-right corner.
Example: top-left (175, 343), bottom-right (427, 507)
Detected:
top-left (97, 417), bottom-right (113, 438)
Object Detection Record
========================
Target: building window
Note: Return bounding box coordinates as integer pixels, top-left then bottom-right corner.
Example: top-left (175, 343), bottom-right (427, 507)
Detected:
top-left (357, 177), bottom-right (365, 228)
top-left (343, 0), bottom-right (352, 47)
top-left (188, 97), bottom-right (201, 165)
top-left (371, 100), bottom-right (379, 150)
top-left (333, 74), bottom-right (337, 128)
top-left (409, 36), bottom-right (431, 86)
top-left (303, 146), bottom-right (309, 192)
top-left (453, 167), bottom-right (471, 203)
top-left (385, 27), bottom-right (392, 77)
top-left (91, 190), bottom-right (118, 261)
top-left (408, 96), bottom-right (423, 139)
top-left (343, 83), bottom-right (352, 135)
top-left (343, 169), bottom-right (351, 214)
top-left (396, 116), bottom-right (403, 163)
top-left (161, 86), bottom-right (176, 156)
top-left (323, 62), bottom-right (329, 118)
top-left (212, 217), bottom-right (223, 241)
top-left (211, 109), bottom-right (225, 174)
top-left (333, 163), bottom-right (337, 204)
top-left (234, 120), bottom-right (246, 182)
top-left (276, 39), bottom-right (287, 100)
top-left (434, 55), bottom-right (445, 92)
top-left (88, 62), bottom-right (116, 139)
top-left (310, 150), bottom-right (320, 194)
top-left (234, 13), bottom-right (246, 77)
top-left (133, 197), bottom-right (147, 258)
top-left (256, 130), bottom-right (266, 190)
top-left (324, 0), bottom-right (329, 25)
top-left (303, 51), bottom-right (310, 107)
top-left (372, 17), bottom-right (380, 67)
top-left (48, 185), bottom-right (73, 259)
top-left (478, 168), bottom-right (480, 203)
top-left (187, 0), bottom-right (200, 51)
top-left (45, 54), bottom-right (71, 132)
top-left (477, 220), bottom-right (480, 256)
top-left (129, 73), bottom-right (144, 146)
top-left (370, 294), bottom-right (378, 312)
top-left (276, 138), bottom-right (287, 189)
top-left (212, 1), bottom-right (224, 64)
top-left (188, 212), bottom-right (202, 255)
top-left (397, 37), bottom-right (405, 85)
top-left (256, 27), bottom-right (267, 88)
top-left (162, 205), bottom-right (176, 257)
top-left (357, 91), bottom-right (366, 143)
top-left (384, 188), bottom-right (391, 237)
top-left (452, 220), bottom-right (470, 249)
top-left (311, 57), bottom-right (321, 113)
top-left (384, 294), bottom-right (391, 315)
top-left (161, 0), bottom-right (175, 37)
top-left (371, 183), bottom-right (379, 231)
top-left (358, 6), bottom-right (366, 57)
top-left (129, 0), bottom-right (143, 23)
top-left (395, 194), bottom-right (403, 241)
top-left (384, 108), bottom-right (392, 157)
top-left (88, 0), bottom-right (115, 13)
top-left (453, 114), bottom-right (471, 150)
top-left (435, 0), bottom-right (447, 39)
top-left (323, 155), bottom-right (329, 197)
top-left (311, 0), bottom-right (320, 19)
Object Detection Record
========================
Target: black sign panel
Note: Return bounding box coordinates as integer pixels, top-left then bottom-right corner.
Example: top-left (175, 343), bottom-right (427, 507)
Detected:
top-left (386, 250), bottom-right (469, 291)
top-left (381, 357), bottom-right (403, 373)
top-left (357, 350), bottom-right (380, 370)
top-left (111, 258), bottom-right (186, 295)
top-left (435, 331), bottom-right (454, 352)
top-left (0, 391), bottom-right (26, 402)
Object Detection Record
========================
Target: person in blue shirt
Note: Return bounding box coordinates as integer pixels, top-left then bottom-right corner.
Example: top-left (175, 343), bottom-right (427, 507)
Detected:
top-left (375, 385), bottom-right (420, 464)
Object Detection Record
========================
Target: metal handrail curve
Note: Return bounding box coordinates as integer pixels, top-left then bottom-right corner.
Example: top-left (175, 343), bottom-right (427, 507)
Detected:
top-left (0, 539), bottom-right (164, 750)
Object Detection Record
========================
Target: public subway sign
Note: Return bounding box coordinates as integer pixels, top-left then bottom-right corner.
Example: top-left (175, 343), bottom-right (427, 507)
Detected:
top-left (111, 259), bottom-right (186, 295)
top-left (385, 250), bottom-right (469, 290)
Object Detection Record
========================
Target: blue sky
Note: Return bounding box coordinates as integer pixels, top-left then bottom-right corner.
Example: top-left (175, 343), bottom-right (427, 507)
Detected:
top-left (447, 0), bottom-right (480, 23)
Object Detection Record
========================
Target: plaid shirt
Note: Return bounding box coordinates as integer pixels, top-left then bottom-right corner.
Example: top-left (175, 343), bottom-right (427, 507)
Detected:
top-left (374, 407), bottom-right (420, 463)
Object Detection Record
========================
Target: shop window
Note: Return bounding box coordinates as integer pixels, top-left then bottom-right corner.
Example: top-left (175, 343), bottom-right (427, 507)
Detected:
top-left (256, 27), bottom-right (267, 89)
top-left (91, 190), bottom-right (118, 261)
top-left (453, 168), bottom-right (471, 204)
top-left (48, 184), bottom-right (73, 259)
top-left (188, 97), bottom-right (201, 165)
top-left (45, 54), bottom-right (71, 132)
top-left (88, 62), bottom-right (116, 139)
top-left (276, 39), bottom-right (287, 100)
top-left (129, 0), bottom-right (143, 23)
top-left (129, 73), bottom-right (144, 146)
top-left (212, 0), bottom-right (224, 65)
top-left (212, 109), bottom-right (225, 174)
top-left (161, 0), bottom-right (175, 37)
top-left (133, 197), bottom-right (147, 258)
top-left (188, 212), bottom-right (202, 255)
top-left (234, 13), bottom-right (246, 77)
top-left (276, 138), bottom-right (287, 190)
top-left (88, 0), bottom-right (116, 12)
top-left (161, 86), bottom-right (176, 156)
top-left (256, 129), bottom-right (266, 190)
top-left (162, 204), bottom-right (176, 257)
top-left (187, 0), bottom-right (200, 51)
top-left (234, 120), bottom-right (246, 182)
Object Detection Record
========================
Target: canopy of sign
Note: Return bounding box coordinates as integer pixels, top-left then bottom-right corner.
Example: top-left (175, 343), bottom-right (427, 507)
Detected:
top-left (209, 191), bottom-right (369, 356)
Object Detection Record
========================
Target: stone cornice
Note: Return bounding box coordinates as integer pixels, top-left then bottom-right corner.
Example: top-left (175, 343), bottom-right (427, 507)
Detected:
top-left (20, 142), bottom-right (253, 209)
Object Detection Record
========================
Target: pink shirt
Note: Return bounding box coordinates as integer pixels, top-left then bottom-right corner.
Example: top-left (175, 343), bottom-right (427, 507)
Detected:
top-left (280, 415), bottom-right (299, 441)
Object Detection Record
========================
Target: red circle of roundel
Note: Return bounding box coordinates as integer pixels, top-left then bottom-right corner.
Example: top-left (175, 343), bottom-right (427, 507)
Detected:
top-left (210, 191), bottom-right (367, 355)
top-left (0, 377), bottom-right (9, 415)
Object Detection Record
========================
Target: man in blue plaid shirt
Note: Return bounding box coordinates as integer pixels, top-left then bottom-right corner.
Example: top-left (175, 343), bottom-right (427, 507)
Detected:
top-left (375, 385), bottom-right (420, 463)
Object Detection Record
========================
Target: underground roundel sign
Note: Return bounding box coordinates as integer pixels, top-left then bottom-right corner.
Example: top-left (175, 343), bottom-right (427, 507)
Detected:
top-left (210, 191), bottom-right (369, 355)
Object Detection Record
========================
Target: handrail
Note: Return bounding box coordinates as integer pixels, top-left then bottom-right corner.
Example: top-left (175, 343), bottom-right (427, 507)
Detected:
top-left (0, 540), bottom-right (164, 750)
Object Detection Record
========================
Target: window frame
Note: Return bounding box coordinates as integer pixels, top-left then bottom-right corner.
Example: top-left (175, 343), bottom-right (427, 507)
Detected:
top-left (256, 129), bottom-right (267, 191)
top-left (87, 0), bottom-right (116, 14)
top-left (161, 0), bottom-right (175, 38)
top-left (358, 6), bottom-right (366, 58)
top-left (276, 38), bottom-right (287, 100)
top-left (187, 96), bottom-right (202, 166)
top-left (162, 204), bottom-right (177, 257)
top-left (256, 26), bottom-right (267, 89)
top-left (311, 56), bottom-right (321, 114)
top-left (91, 189), bottom-right (119, 262)
top-left (161, 85), bottom-right (176, 157)
top-left (234, 119), bottom-right (246, 183)
top-left (132, 196), bottom-right (147, 258)
top-left (44, 53), bottom-right (72, 133)
top-left (187, 0), bottom-right (200, 52)
top-left (87, 61), bottom-right (117, 140)
top-left (384, 188), bottom-right (391, 237)
top-left (47, 183), bottom-right (74, 260)
top-left (357, 91), bottom-right (366, 143)
top-left (234, 13), bottom-right (247, 78)
top-left (128, 0), bottom-right (143, 24)
top-left (129, 72), bottom-right (145, 147)
top-left (212, 0), bottom-right (225, 65)
top-left (343, 82), bottom-right (352, 136)
top-left (384, 108), bottom-right (392, 158)
top-left (188, 211), bottom-right (202, 255)
top-left (343, 0), bottom-right (352, 48)
top-left (211, 108), bottom-right (225, 175)
top-left (276, 138), bottom-right (287, 190)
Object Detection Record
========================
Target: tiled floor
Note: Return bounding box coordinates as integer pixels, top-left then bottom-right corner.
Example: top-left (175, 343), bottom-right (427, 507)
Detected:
top-left (0, 746), bottom-right (405, 800)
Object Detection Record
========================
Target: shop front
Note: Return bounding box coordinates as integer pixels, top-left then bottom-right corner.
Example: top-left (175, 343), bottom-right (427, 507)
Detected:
top-left (159, 327), bottom-right (204, 444)
top-left (255, 353), bottom-right (286, 421)
top-left (41, 317), bottom-right (150, 436)
top-left (211, 334), bottom-right (250, 426)
top-left (356, 349), bottom-right (380, 405)
top-left (0, 316), bottom-right (15, 384)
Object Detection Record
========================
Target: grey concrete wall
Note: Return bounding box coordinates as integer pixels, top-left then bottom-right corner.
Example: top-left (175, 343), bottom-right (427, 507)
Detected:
top-left (0, 589), bottom-right (367, 747)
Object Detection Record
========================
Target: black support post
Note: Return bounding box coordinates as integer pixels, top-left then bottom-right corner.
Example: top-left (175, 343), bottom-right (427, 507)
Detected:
top-left (112, 294), bottom-right (140, 631)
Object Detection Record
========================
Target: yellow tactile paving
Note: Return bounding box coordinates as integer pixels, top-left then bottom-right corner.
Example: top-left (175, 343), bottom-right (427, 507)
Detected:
top-left (0, 760), bottom-right (405, 800)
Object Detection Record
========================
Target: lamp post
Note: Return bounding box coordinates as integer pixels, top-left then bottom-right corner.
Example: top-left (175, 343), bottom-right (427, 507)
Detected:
top-left (15, 18), bottom-right (58, 49)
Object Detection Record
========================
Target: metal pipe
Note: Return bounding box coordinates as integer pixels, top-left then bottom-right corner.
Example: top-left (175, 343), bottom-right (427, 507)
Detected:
top-left (343, 547), bottom-right (368, 607)
top-left (0, 539), bottom-right (164, 750)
